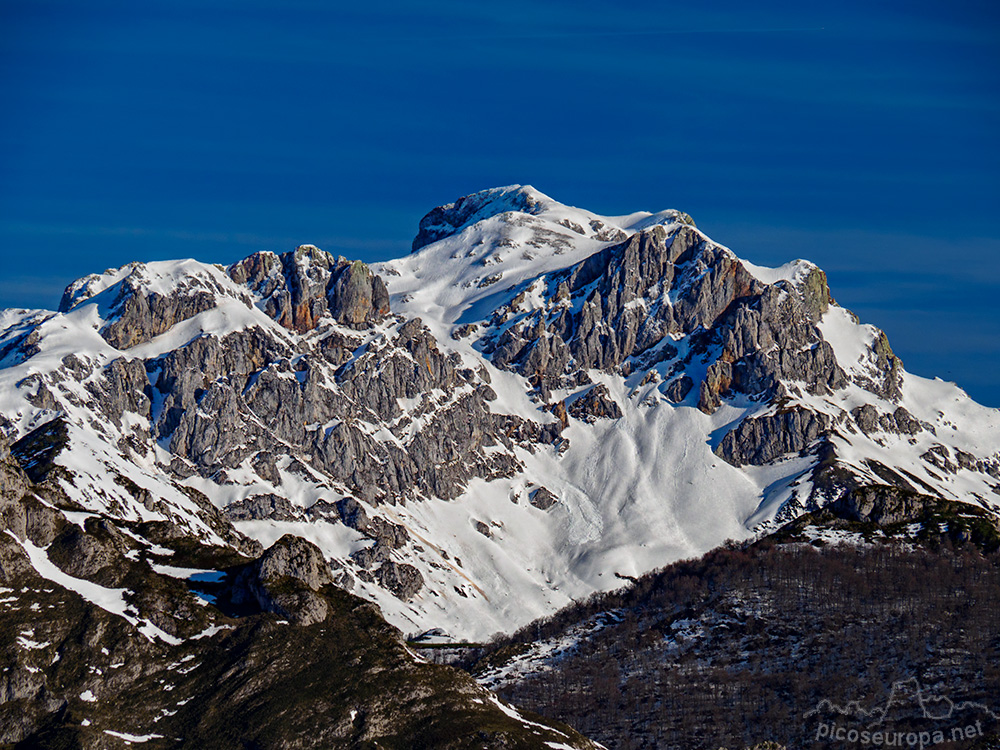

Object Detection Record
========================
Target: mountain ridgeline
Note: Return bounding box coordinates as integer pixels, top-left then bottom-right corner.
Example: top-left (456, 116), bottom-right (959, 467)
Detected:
top-left (1, 185), bottom-right (998, 747)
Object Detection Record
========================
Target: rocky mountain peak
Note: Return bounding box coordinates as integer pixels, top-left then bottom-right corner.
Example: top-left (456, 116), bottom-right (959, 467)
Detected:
top-left (411, 184), bottom-right (550, 252)
top-left (229, 245), bottom-right (390, 332)
top-left (408, 185), bottom-right (698, 257)
top-left (53, 260), bottom-right (255, 351)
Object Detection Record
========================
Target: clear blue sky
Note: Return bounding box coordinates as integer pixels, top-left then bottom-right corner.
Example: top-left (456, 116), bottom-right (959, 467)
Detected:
top-left (1, 1), bottom-right (998, 404)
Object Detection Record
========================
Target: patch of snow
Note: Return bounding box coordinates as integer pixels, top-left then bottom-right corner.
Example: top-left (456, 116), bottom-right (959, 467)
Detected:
top-left (16, 635), bottom-right (50, 649)
top-left (190, 624), bottom-right (235, 640)
top-left (818, 305), bottom-right (878, 375)
top-left (103, 730), bottom-right (165, 743)
top-left (149, 563), bottom-right (221, 580)
top-left (741, 258), bottom-right (811, 286)
top-left (486, 692), bottom-right (567, 737)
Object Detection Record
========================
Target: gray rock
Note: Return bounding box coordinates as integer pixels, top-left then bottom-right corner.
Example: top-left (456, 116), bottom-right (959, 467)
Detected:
top-left (663, 375), bottom-right (694, 403)
top-left (92, 357), bottom-right (152, 429)
top-left (831, 485), bottom-right (936, 526)
top-left (367, 516), bottom-right (410, 549)
top-left (373, 561), bottom-right (423, 601)
top-left (66, 266), bottom-right (546, 513)
top-left (797, 265), bottom-right (833, 322)
top-left (482, 223), bottom-right (846, 422)
top-left (0, 531), bottom-right (36, 585)
top-left (254, 534), bottom-right (333, 590)
top-left (233, 534), bottom-right (334, 626)
top-left (0, 445), bottom-right (65, 549)
top-left (225, 494), bottom-right (301, 522)
top-left (921, 445), bottom-right (958, 474)
top-left (717, 407), bottom-right (831, 466)
top-left (102, 288), bottom-right (219, 350)
top-left (229, 245), bottom-right (390, 332)
top-left (530, 487), bottom-right (558, 510)
top-left (0, 432), bottom-right (27, 513)
top-left (329, 259), bottom-right (391, 329)
top-left (851, 404), bottom-right (924, 438)
top-left (9, 418), bottom-right (69, 484)
top-left (174, 485), bottom-right (264, 557)
top-left (251, 452), bottom-right (281, 485)
top-left (698, 361), bottom-right (732, 414)
top-left (303, 499), bottom-right (342, 524)
top-left (335, 497), bottom-right (370, 532)
top-left (46, 518), bottom-right (131, 586)
top-left (452, 323), bottom-right (479, 340)
top-left (852, 404), bottom-right (880, 435)
top-left (352, 541), bottom-right (391, 569)
top-left (568, 384), bottom-right (622, 422)
top-left (892, 406), bottom-right (922, 435)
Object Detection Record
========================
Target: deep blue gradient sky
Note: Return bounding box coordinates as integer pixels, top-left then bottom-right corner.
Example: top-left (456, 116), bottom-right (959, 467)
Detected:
top-left (2, 1), bottom-right (998, 404)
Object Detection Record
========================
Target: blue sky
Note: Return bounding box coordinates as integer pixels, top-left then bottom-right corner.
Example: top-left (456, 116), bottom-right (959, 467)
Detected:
top-left (1, 0), bottom-right (998, 404)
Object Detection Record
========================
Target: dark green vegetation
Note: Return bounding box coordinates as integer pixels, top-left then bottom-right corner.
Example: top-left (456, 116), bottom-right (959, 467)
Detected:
top-left (0, 433), bottom-right (596, 749)
top-left (464, 488), bottom-right (1000, 750)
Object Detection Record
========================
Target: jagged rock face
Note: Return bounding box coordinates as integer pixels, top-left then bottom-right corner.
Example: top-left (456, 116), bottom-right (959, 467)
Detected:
top-left (10, 418), bottom-right (70, 484)
top-left (487, 226), bottom-right (709, 377)
top-left (474, 218), bottom-right (858, 474)
top-left (0, 432), bottom-right (27, 509)
top-left (566, 384), bottom-right (623, 423)
top-left (717, 407), bottom-right (833, 467)
top-left (337, 318), bottom-right (467, 418)
top-left (852, 405), bottom-right (922, 436)
top-left (229, 245), bottom-right (390, 332)
top-left (225, 493), bottom-right (301, 522)
top-left (220, 495), bottom-right (427, 600)
top-left (45, 517), bottom-right (132, 585)
top-left (95, 357), bottom-right (153, 429)
top-left (830, 485), bottom-right (940, 526)
top-left (101, 288), bottom-right (220, 349)
top-left (146, 307), bottom-right (540, 506)
top-left (0, 436), bottom-right (66, 553)
top-left (366, 560), bottom-right (424, 601)
top-left (483, 224), bottom-right (848, 422)
top-left (530, 486), bottom-right (558, 510)
top-left (331, 259), bottom-right (391, 328)
top-left (863, 330), bottom-right (904, 401)
top-left (700, 281), bottom-right (846, 408)
top-left (663, 374), bottom-right (694, 403)
top-left (158, 329), bottom-right (293, 470)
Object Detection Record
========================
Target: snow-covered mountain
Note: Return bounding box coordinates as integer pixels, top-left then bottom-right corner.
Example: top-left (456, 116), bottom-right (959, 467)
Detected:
top-left (2, 185), bottom-right (998, 641)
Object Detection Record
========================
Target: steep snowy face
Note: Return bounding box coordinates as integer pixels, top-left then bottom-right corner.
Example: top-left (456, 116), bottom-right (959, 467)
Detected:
top-left (2, 187), bottom-right (999, 641)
